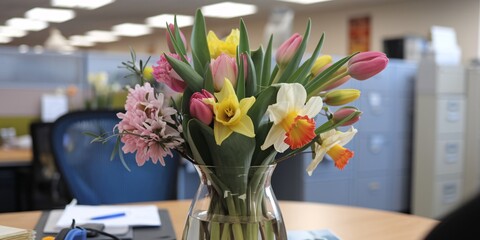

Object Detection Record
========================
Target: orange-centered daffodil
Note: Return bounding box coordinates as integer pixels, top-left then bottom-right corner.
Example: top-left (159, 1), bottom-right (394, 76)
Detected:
top-left (208, 78), bottom-right (255, 145)
top-left (307, 126), bottom-right (357, 176)
top-left (261, 83), bottom-right (323, 152)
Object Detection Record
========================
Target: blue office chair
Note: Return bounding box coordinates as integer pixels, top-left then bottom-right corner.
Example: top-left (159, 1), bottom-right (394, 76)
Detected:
top-left (50, 110), bottom-right (178, 205)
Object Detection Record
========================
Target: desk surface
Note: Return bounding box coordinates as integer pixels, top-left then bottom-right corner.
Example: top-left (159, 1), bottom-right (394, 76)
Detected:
top-left (0, 148), bottom-right (32, 167)
top-left (0, 200), bottom-right (438, 239)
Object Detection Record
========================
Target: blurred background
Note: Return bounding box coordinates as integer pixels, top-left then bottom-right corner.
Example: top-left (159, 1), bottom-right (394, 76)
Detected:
top-left (0, 0), bottom-right (478, 221)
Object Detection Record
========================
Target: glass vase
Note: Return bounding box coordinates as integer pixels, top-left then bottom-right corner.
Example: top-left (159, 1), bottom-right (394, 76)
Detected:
top-left (182, 164), bottom-right (287, 240)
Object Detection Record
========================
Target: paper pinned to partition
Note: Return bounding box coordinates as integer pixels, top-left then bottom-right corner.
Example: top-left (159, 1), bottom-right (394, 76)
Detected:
top-left (55, 205), bottom-right (161, 228)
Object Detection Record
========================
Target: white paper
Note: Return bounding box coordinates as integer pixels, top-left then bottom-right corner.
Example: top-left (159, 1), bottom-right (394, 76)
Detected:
top-left (55, 205), bottom-right (161, 228)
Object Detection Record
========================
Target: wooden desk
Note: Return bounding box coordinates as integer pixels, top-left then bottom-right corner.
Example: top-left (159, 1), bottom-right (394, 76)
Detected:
top-left (0, 148), bottom-right (32, 167)
top-left (0, 200), bottom-right (438, 239)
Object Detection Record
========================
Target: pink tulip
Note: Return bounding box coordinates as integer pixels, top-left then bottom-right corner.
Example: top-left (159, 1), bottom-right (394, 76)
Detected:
top-left (190, 89), bottom-right (214, 125)
top-left (332, 107), bottom-right (361, 126)
top-left (166, 23), bottom-right (187, 53)
top-left (210, 54), bottom-right (238, 91)
top-left (348, 51), bottom-right (389, 80)
top-left (276, 33), bottom-right (302, 68)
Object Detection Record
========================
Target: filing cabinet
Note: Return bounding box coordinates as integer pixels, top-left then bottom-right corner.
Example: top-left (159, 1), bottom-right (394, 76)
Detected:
top-left (412, 58), bottom-right (466, 218)
top-left (464, 67), bottom-right (480, 199)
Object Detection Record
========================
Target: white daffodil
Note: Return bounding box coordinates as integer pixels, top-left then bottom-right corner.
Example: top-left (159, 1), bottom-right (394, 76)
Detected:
top-left (306, 126), bottom-right (357, 176)
top-left (261, 83), bottom-right (323, 152)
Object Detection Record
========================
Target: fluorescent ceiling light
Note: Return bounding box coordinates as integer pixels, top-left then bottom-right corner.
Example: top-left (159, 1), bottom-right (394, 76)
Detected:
top-left (6, 18), bottom-right (48, 31)
top-left (51, 0), bottom-right (115, 10)
top-left (0, 36), bottom-right (12, 44)
top-left (26, 8), bottom-right (75, 23)
top-left (146, 14), bottom-right (194, 28)
top-left (275, 0), bottom-right (332, 4)
top-left (112, 23), bottom-right (152, 37)
top-left (0, 26), bottom-right (27, 38)
top-left (86, 30), bottom-right (119, 42)
top-left (70, 36), bottom-right (95, 47)
top-left (201, 2), bottom-right (257, 18)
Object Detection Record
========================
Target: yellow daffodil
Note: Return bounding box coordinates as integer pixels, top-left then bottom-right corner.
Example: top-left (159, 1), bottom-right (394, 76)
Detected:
top-left (261, 83), bottom-right (323, 152)
top-left (208, 79), bottom-right (255, 145)
top-left (307, 126), bottom-right (357, 176)
top-left (207, 29), bottom-right (239, 59)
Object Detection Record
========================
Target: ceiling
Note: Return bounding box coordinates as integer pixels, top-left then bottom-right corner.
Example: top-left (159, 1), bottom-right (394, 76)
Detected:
top-left (0, 0), bottom-right (402, 49)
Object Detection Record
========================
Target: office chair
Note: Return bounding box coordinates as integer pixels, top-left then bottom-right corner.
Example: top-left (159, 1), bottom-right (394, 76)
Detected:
top-left (30, 122), bottom-right (69, 209)
top-left (50, 110), bottom-right (178, 205)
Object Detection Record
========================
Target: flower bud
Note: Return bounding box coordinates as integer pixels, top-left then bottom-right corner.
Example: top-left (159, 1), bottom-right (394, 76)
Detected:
top-left (348, 51), bottom-right (389, 80)
top-left (210, 54), bottom-right (238, 91)
top-left (190, 89), bottom-right (214, 125)
top-left (276, 33), bottom-right (302, 68)
top-left (333, 107), bottom-right (361, 126)
top-left (323, 89), bottom-right (360, 106)
top-left (166, 23), bottom-right (187, 53)
top-left (311, 55), bottom-right (333, 77)
top-left (322, 66), bottom-right (351, 91)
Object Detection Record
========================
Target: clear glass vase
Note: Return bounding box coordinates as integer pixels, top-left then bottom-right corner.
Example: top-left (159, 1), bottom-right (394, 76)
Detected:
top-left (182, 164), bottom-right (287, 240)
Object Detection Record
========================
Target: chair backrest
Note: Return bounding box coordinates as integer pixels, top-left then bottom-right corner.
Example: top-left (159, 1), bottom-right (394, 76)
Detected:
top-left (50, 110), bottom-right (178, 205)
top-left (30, 122), bottom-right (70, 209)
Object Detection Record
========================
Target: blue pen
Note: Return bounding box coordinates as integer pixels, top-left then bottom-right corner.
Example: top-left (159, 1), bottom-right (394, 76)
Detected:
top-left (90, 212), bottom-right (126, 220)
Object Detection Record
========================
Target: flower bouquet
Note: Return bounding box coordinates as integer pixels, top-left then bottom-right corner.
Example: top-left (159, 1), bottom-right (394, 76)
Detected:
top-left (102, 9), bottom-right (388, 240)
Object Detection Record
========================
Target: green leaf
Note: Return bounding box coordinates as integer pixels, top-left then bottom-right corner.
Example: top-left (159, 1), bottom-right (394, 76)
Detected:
top-left (173, 16), bottom-right (187, 54)
top-left (191, 9), bottom-right (210, 76)
top-left (236, 55), bottom-right (245, 99)
top-left (262, 35), bottom-right (273, 88)
top-left (190, 119), bottom-right (256, 168)
top-left (275, 19), bottom-right (312, 84)
top-left (204, 64), bottom-right (214, 93)
top-left (165, 54), bottom-right (204, 92)
top-left (287, 32), bottom-right (325, 85)
top-left (244, 54), bottom-right (257, 97)
top-left (165, 22), bottom-right (188, 63)
top-left (251, 46), bottom-right (264, 90)
top-left (305, 53), bottom-right (357, 97)
top-left (238, 19), bottom-right (250, 55)
top-left (181, 88), bottom-right (194, 144)
top-left (248, 86), bottom-right (278, 129)
top-left (186, 119), bottom-right (211, 165)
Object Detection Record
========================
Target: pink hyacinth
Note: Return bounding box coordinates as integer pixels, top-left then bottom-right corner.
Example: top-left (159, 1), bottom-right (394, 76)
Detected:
top-left (116, 83), bottom-right (183, 166)
top-left (153, 53), bottom-right (188, 92)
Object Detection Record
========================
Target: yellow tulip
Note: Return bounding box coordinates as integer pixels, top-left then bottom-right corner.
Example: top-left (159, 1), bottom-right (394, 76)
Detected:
top-left (207, 29), bottom-right (239, 59)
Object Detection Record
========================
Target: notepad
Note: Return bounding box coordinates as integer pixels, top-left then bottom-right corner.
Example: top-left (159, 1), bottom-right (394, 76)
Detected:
top-left (287, 229), bottom-right (341, 240)
top-left (0, 225), bottom-right (35, 240)
top-left (56, 205), bottom-right (161, 228)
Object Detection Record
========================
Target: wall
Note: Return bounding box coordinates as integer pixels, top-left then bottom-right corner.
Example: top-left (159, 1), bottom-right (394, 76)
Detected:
top-left (96, 0), bottom-right (480, 65)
